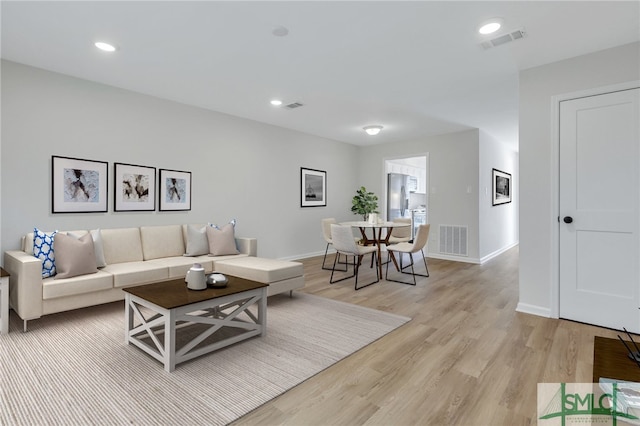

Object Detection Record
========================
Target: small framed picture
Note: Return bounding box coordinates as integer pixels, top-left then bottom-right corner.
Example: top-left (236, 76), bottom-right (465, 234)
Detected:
top-left (52, 156), bottom-right (108, 213)
top-left (492, 168), bottom-right (512, 206)
top-left (159, 169), bottom-right (191, 211)
top-left (114, 163), bottom-right (156, 211)
top-left (301, 167), bottom-right (326, 207)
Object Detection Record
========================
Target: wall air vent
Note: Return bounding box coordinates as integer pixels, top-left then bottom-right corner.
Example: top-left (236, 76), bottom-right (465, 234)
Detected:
top-left (480, 28), bottom-right (527, 50)
top-left (285, 102), bottom-right (304, 109)
top-left (439, 225), bottom-right (468, 256)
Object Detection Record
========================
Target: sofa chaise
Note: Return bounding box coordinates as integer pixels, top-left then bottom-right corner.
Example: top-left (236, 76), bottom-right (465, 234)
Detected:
top-left (4, 224), bottom-right (304, 331)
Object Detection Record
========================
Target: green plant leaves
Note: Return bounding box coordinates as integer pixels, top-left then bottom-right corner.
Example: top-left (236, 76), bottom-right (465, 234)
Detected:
top-left (351, 186), bottom-right (379, 219)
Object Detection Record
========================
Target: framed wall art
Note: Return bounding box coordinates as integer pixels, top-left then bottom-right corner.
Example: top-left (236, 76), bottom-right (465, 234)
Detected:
top-left (492, 168), bottom-right (512, 206)
top-left (114, 163), bottom-right (156, 211)
top-left (159, 169), bottom-right (191, 211)
top-left (301, 167), bottom-right (326, 207)
top-left (52, 155), bottom-right (108, 213)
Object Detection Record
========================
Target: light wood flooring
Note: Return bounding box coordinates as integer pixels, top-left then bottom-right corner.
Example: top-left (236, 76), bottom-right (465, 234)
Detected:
top-left (232, 247), bottom-right (622, 425)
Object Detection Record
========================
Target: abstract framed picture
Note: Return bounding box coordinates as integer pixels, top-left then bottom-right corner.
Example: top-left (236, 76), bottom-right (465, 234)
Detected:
top-left (301, 167), bottom-right (326, 207)
top-left (52, 155), bottom-right (108, 213)
top-left (492, 168), bottom-right (512, 206)
top-left (159, 169), bottom-right (191, 211)
top-left (114, 163), bottom-right (156, 211)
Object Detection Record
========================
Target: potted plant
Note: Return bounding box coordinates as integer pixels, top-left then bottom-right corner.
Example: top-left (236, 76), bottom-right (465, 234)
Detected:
top-left (351, 186), bottom-right (379, 221)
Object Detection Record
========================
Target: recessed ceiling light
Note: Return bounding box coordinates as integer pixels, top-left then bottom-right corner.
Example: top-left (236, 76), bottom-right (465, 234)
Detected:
top-left (478, 18), bottom-right (503, 35)
top-left (363, 125), bottom-right (383, 136)
top-left (94, 41), bottom-right (117, 52)
top-left (272, 25), bottom-right (289, 37)
top-left (270, 99), bottom-right (283, 106)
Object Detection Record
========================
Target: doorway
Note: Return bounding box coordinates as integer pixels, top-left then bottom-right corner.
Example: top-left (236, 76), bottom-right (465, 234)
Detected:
top-left (558, 87), bottom-right (640, 332)
top-left (384, 154), bottom-right (429, 239)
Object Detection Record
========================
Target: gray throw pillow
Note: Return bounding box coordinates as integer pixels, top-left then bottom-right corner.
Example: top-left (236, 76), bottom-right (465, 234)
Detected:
top-left (206, 223), bottom-right (239, 256)
top-left (54, 233), bottom-right (98, 279)
top-left (184, 225), bottom-right (209, 256)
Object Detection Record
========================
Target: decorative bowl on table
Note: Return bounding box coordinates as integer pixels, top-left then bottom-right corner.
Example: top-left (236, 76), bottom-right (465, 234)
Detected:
top-left (206, 273), bottom-right (229, 288)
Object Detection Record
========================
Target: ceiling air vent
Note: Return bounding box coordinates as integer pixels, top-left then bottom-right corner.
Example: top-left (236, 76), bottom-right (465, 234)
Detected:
top-left (480, 28), bottom-right (527, 50)
top-left (285, 102), bottom-right (304, 109)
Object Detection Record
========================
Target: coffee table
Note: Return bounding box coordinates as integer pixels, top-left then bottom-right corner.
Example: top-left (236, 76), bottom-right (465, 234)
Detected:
top-left (123, 276), bottom-right (268, 372)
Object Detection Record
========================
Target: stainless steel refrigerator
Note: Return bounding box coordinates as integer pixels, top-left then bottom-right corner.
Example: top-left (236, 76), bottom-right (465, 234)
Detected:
top-left (387, 173), bottom-right (411, 222)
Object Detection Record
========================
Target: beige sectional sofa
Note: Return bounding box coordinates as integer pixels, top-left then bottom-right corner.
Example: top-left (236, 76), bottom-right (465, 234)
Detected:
top-left (4, 224), bottom-right (304, 331)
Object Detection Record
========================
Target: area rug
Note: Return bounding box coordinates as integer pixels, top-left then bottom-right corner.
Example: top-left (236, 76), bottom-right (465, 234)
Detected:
top-left (0, 293), bottom-right (410, 425)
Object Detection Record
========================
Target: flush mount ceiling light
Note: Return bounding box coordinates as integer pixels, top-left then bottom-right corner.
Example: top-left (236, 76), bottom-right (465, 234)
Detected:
top-left (270, 99), bottom-right (283, 106)
top-left (94, 41), bottom-right (117, 52)
top-left (363, 125), bottom-right (383, 136)
top-left (478, 18), bottom-right (504, 35)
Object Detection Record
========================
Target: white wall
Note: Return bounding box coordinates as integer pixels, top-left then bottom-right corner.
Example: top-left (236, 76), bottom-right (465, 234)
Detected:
top-left (0, 57), bottom-right (2, 264)
top-left (518, 42), bottom-right (640, 315)
top-left (1, 60), bottom-right (520, 267)
top-left (0, 60), bottom-right (359, 260)
top-left (355, 130), bottom-right (484, 262)
top-left (478, 130), bottom-right (519, 262)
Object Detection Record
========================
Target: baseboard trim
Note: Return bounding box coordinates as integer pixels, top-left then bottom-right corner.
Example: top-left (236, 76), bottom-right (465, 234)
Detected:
top-left (516, 302), bottom-right (551, 318)
top-left (479, 241), bottom-right (519, 264)
top-left (427, 253), bottom-right (481, 264)
top-left (279, 250), bottom-right (330, 262)
top-left (284, 243), bottom-right (519, 265)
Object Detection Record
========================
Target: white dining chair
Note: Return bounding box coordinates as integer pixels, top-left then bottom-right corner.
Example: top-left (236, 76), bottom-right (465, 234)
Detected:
top-left (385, 224), bottom-right (430, 285)
top-left (321, 218), bottom-right (354, 271)
top-left (382, 217), bottom-right (412, 267)
top-left (321, 218), bottom-right (338, 270)
top-left (387, 217), bottom-right (412, 244)
top-left (329, 224), bottom-right (379, 290)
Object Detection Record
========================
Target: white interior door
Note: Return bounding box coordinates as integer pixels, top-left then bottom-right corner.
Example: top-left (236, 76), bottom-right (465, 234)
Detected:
top-left (559, 88), bottom-right (640, 333)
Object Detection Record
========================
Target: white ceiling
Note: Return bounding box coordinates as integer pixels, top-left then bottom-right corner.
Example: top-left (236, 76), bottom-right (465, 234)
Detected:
top-left (2, 1), bottom-right (639, 149)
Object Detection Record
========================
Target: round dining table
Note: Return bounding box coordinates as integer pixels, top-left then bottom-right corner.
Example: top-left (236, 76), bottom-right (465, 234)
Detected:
top-left (340, 221), bottom-right (411, 279)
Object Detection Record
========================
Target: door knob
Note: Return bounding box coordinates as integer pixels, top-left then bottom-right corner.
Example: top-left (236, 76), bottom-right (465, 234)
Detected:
top-left (563, 216), bottom-right (573, 224)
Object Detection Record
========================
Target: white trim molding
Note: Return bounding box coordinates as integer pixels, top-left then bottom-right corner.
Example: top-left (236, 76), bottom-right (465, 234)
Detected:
top-left (479, 242), bottom-right (519, 264)
top-left (550, 79), bottom-right (640, 320)
top-left (427, 253), bottom-right (481, 264)
top-left (516, 302), bottom-right (551, 318)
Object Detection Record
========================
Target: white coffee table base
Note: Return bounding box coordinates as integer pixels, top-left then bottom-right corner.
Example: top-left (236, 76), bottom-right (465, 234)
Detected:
top-left (125, 286), bottom-right (267, 372)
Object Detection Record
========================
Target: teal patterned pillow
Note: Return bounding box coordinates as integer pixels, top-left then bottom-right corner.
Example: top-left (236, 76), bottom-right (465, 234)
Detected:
top-left (33, 228), bottom-right (58, 278)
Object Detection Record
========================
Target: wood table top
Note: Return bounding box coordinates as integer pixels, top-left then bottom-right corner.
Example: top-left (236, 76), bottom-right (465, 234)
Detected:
top-left (593, 336), bottom-right (640, 383)
top-left (122, 276), bottom-right (267, 310)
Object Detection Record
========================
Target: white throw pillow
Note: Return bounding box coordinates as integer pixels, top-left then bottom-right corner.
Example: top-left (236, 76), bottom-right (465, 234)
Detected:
top-left (91, 229), bottom-right (108, 268)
